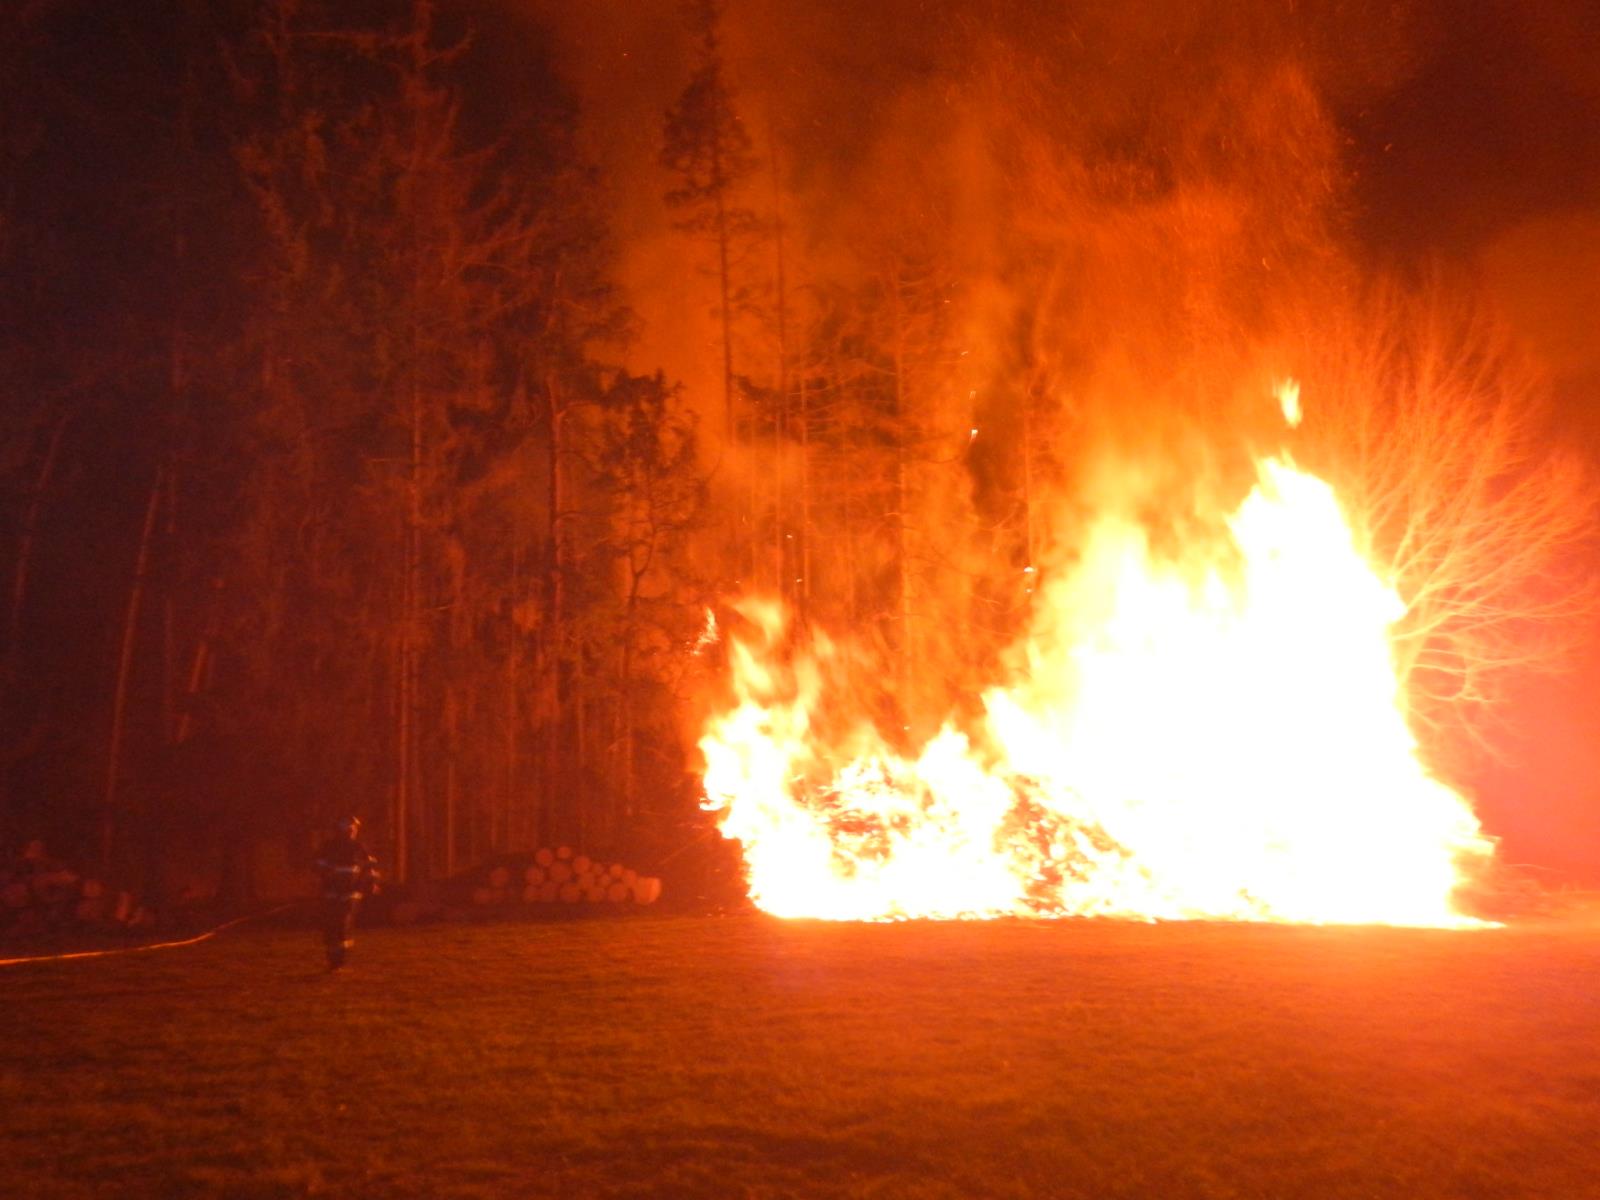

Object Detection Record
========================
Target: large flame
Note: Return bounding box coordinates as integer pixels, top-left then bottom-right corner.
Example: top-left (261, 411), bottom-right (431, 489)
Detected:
top-left (699, 411), bottom-right (1495, 927)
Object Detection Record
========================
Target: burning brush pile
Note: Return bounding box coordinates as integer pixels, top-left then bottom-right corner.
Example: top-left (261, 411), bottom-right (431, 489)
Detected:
top-left (699, 387), bottom-right (1497, 928)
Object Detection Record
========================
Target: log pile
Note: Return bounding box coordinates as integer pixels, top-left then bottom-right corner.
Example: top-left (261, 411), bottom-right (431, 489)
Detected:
top-left (1, 841), bottom-right (152, 938)
top-left (464, 846), bottom-right (662, 913)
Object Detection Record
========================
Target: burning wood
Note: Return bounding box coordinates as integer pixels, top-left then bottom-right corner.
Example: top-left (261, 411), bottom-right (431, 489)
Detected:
top-left (700, 391), bottom-right (1495, 927)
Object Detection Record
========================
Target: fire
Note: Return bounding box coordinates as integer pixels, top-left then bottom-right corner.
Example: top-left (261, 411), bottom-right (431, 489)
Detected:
top-left (699, 398), bottom-right (1495, 927)
top-left (1276, 378), bottom-right (1302, 428)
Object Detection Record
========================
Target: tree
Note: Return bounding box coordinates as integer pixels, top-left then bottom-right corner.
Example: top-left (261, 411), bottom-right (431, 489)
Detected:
top-left (1290, 274), bottom-right (1599, 769)
top-left (0, 2), bottom-right (88, 848)
top-left (661, 0), bottom-right (759, 444)
top-left (225, 0), bottom-right (566, 880)
top-left (589, 370), bottom-right (704, 839)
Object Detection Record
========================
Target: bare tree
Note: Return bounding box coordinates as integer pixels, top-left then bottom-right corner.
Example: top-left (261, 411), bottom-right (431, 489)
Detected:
top-left (1291, 274), bottom-right (1599, 766)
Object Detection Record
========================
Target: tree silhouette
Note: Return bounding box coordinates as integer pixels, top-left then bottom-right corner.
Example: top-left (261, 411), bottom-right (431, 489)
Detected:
top-left (1291, 275), bottom-right (1599, 769)
top-left (660, 0), bottom-right (760, 445)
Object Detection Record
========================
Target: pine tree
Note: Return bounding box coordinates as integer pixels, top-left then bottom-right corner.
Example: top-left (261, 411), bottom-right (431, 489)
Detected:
top-left (661, 0), bottom-right (760, 447)
top-left (588, 370), bottom-right (703, 841)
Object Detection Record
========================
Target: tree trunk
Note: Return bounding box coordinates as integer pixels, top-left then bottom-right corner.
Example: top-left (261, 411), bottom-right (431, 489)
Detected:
top-left (395, 371), bottom-right (422, 884)
top-left (573, 667), bottom-right (587, 849)
top-left (1022, 379), bottom-right (1038, 578)
top-left (503, 547), bottom-right (520, 854)
top-left (710, 133), bottom-right (753, 583)
top-left (769, 129), bottom-right (789, 600)
top-left (890, 273), bottom-right (913, 705)
top-left (102, 466), bottom-right (165, 874)
top-left (395, 0), bottom-right (436, 886)
top-left (172, 577), bottom-right (222, 747)
top-left (444, 686), bottom-right (457, 878)
top-left (713, 146), bottom-right (735, 445)
top-left (797, 373), bottom-right (811, 617)
top-left (544, 369), bottom-right (567, 846)
top-left (161, 464), bottom-right (179, 745)
top-left (6, 412), bottom-right (68, 668)
top-left (619, 579), bottom-right (639, 834)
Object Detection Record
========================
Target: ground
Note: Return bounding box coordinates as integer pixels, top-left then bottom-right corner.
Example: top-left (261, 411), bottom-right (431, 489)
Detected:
top-left (3, 912), bottom-right (1598, 1198)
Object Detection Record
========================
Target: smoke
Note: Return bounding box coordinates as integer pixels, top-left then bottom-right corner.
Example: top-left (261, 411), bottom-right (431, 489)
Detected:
top-left (1482, 212), bottom-right (1600, 436)
top-left (514, 0), bottom-right (1600, 416)
top-left (512, 2), bottom-right (1424, 428)
top-left (522, 2), bottom-right (1580, 627)
top-left (510, 0), bottom-right (1600, 879)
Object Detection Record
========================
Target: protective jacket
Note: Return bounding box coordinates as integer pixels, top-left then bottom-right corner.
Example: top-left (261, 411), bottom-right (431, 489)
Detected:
top-left (314, 837), bottom-right (379, 900)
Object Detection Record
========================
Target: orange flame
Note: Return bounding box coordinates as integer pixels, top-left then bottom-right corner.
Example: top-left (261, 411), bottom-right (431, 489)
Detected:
top-left (700, 403), bottom-right (1494, 926)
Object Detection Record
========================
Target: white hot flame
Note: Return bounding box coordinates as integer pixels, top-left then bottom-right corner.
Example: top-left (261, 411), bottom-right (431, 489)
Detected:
top-left (699, 388), bottom-right (1494, 927)
top-left (1277, 378), bottom-right (1302, 428)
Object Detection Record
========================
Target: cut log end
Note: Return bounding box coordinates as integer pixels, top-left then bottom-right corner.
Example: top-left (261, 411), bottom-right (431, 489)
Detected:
top-left (632, 877), bottom-right (662, 905)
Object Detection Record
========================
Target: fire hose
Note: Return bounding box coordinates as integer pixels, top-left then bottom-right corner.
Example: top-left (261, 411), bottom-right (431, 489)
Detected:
top-left (0, 902), bottom-right (296, 968)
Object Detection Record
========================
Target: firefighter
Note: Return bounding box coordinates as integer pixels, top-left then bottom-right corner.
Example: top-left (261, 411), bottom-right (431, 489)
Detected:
top-left (314, 816), bottom-right (379, 970)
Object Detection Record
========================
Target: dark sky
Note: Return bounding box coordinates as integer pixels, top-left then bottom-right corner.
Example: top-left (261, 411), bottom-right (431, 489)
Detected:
top-left (1353, 1), bottom-right (1600, 259)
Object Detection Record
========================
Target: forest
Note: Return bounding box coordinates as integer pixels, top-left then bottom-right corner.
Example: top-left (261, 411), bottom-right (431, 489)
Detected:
top-left (2, 0), bottom-right (1594, 908)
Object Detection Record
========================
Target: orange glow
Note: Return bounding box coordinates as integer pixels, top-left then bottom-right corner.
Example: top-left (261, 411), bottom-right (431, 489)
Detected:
top-left (699, 390), bottom-right (1494, 926)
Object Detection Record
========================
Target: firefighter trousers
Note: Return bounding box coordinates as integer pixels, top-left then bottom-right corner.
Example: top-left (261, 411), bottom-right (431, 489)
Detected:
top-left (322, 895), bottom-right (362, 968)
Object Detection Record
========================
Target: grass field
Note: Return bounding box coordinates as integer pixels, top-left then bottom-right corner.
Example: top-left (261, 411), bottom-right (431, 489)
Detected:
top-left (3, 911), bottom-right (1598, 1199)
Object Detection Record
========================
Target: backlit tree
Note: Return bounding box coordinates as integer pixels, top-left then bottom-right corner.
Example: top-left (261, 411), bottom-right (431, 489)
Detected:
top-left (1290, 275), bottom-right (1598, 769)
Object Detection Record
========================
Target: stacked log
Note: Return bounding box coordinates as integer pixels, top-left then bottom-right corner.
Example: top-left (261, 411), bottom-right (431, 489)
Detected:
top-left (460, 848), bottom-right (662, 913)
top-left (1, 845), bottom-right (149, 937)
